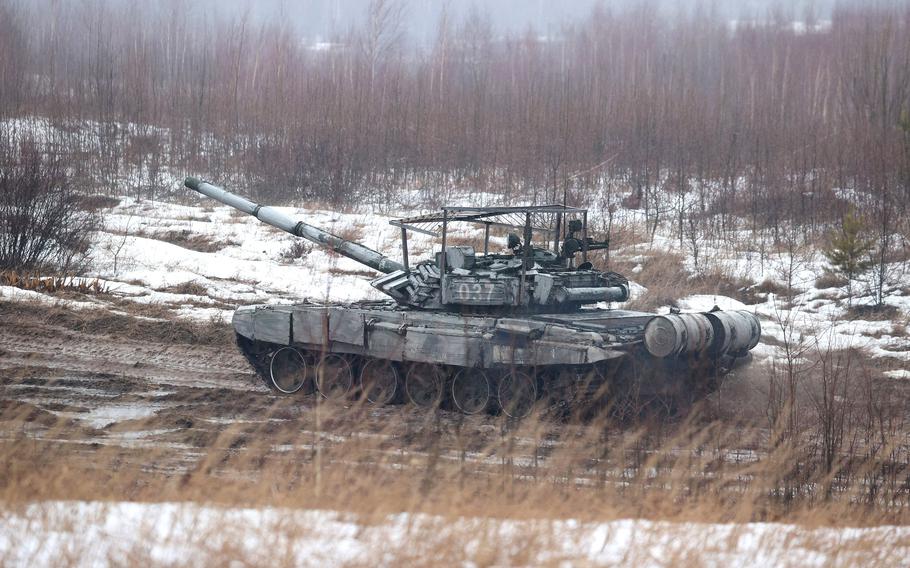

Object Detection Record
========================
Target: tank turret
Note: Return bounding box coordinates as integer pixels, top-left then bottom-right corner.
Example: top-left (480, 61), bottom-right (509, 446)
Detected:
top-left (185, 178), bottom-right (629, 313)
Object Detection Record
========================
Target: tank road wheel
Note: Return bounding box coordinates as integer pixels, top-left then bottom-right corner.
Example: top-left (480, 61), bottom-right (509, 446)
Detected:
top-left (359, 359), bottom-right (401, 405)
top-left (269, 347), bottom-right (311, 394)
top-left (497, 369), bottom-right (538, 419)
top-left (404, 364), bottom-right (446, 408)
top-left (451, 369), bottom-right (491, 415)
top-left (315, 354), bottom-right (355, 400)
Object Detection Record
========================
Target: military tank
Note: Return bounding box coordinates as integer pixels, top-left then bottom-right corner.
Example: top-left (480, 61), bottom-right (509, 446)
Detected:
top-left (185, 177), bottom-right (761, 418)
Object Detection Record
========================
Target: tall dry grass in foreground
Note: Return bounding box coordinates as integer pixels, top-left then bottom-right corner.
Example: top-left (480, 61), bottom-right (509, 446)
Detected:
top-left (1, 369), bottom-right (907, 528)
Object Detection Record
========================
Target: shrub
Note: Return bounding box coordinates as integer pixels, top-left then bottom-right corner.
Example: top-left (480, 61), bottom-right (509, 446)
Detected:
top-left (814, 270), bottom-right (848, 290)
top-left (279, 240), bottom-right (313, 262)
top-left (78, 195), bottom-right (121, 212)
top-left (0, 140), bottom-right (96, 272)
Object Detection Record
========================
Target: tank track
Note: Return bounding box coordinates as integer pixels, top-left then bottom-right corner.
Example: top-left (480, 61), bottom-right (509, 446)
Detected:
top-left (233, 334), bottom-right (725, 420)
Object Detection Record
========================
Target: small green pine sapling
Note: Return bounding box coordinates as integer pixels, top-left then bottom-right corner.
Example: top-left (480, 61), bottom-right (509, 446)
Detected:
top-left (823, 210), bottom-right (873, 305)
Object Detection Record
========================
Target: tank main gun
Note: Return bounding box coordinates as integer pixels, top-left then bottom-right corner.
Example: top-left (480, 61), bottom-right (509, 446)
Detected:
top-left (184, 177), bottom-right (404, 274)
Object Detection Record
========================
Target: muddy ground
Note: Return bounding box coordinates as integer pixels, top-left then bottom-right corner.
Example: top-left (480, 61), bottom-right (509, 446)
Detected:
top-left (0, 301), bottom-right (535, 483)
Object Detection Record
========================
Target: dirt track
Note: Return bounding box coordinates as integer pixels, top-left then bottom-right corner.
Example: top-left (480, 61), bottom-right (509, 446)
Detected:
top-left (0, 303), bottom-right (266, 470)
top-left (0, 314), bottom-right (253, 390)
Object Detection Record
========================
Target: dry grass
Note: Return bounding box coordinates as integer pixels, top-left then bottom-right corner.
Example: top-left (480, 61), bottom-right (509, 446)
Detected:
top-left (1, 271), bottom-right (107, 295)
top-left (278, 240), bottom-right (313, 262)
top-left (816, 270), bottom-right (849, 290)
top-left (0, 394), bottom-right (907, 526)
top-left (77, 195), bottom-right (121, 211)
top-left (158, 230), bottom-right (239, 253)
top-left (624, 251), bottom-right (691, 310)
top-left (0, 315), bottom-right (906, 528)
top-left (335, 223), bottom-right (366, 244)
top-left (444, 234), bottom-right (487, 250)
top-left (326, 267), bottom-right (378, 278)
top-left (691, 269), bottom-right (762, 304)
top-left (620, 250), bottom-right (768, 310)
top-left (604, 220), bottom-right (650, 251)
top-left (155, 281), bottom-right (209, 297)
top-left (131, 229), bottom-right (239, 253)
top-left (847, 304), bottom-right (901, 321)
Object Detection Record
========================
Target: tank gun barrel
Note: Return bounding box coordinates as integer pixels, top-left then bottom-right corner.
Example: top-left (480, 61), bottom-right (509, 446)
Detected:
top-left (184, 177), bottom-right (404, 274)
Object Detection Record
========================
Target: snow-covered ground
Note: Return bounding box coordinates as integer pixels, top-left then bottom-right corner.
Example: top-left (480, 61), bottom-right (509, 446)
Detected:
top-left (1, 501), bottom-right (906, 567)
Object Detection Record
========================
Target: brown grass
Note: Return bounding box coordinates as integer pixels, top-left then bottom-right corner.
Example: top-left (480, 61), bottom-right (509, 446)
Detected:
top-left (327, 267), bottom-right (378, 278)
top-left (623, 251), bottom-right (690, 310)
top-left (604, 221), bottom-right (650, 251)
top-left (847, 304), bottom-right (901, 321)
top-left (619, 250), bottom-right (771, 309)
top-left (155, 281), bottom-right (209, 297)
top-left (77, 195), bottom-right (121, 211)
top-left (278, 240), bottom-right (312, 262)
top-left (156, 230), bottom-right (239, 253)
top-left (335, 223), bottom-right (366, 244)
top-left (1, 271), bottom-right (107, 295)
top-left (445, 233), bottom-right (489, 251)
top-left (128, 229), bottom-right (239, 253)
top-left (691, 269), bottom-right (761, 305)
top-left (0, 302), bottom-right (906, 528)
top-left (0, 391), bottom-right (906, 527)
top-left (816, 270), bottom-right (849, 290)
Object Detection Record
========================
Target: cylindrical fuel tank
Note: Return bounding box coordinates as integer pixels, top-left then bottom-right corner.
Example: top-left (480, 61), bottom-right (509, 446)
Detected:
top-left (562, 286), bottom-right (629, 303)
top-left (705, 310), bottom-right (762, 355)
top-left (643, 313), bottom-right (714, 358)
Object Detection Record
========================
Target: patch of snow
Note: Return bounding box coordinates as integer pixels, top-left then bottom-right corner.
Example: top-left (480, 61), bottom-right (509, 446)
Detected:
top-left (0, 286), bottom-right (101, 310)
top-left (677, 294), bottom-right (749, 313)
top-left (0, 501), bottom-right (906, 567)
top-left (884, 370), bottom-right (910, 380)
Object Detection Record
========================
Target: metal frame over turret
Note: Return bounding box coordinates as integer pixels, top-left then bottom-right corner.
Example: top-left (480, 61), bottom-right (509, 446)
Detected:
top-left (376, 204), bottom-right (628, 311)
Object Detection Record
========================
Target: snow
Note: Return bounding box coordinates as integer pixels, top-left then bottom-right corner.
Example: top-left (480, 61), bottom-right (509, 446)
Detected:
top-left (676, 295), bottom-right (749, 313)
top-left (885, 370), bottom-right (910, 380)
top-left (0, 501), bottom-right (906, 567)
top-left (0, 286), bottom-right (100, 311)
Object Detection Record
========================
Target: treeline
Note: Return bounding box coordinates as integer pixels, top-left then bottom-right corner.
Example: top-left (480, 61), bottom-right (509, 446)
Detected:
top-left (1, 1), bottom-right (909, 239)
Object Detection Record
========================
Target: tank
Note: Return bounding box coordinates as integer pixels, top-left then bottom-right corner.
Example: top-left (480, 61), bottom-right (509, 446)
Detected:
top-left (184, 177), bottom-right (761, 418)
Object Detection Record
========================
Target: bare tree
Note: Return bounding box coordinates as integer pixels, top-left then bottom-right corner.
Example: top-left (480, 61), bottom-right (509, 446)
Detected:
top-left (0, 140), bottom-right (96, 272)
